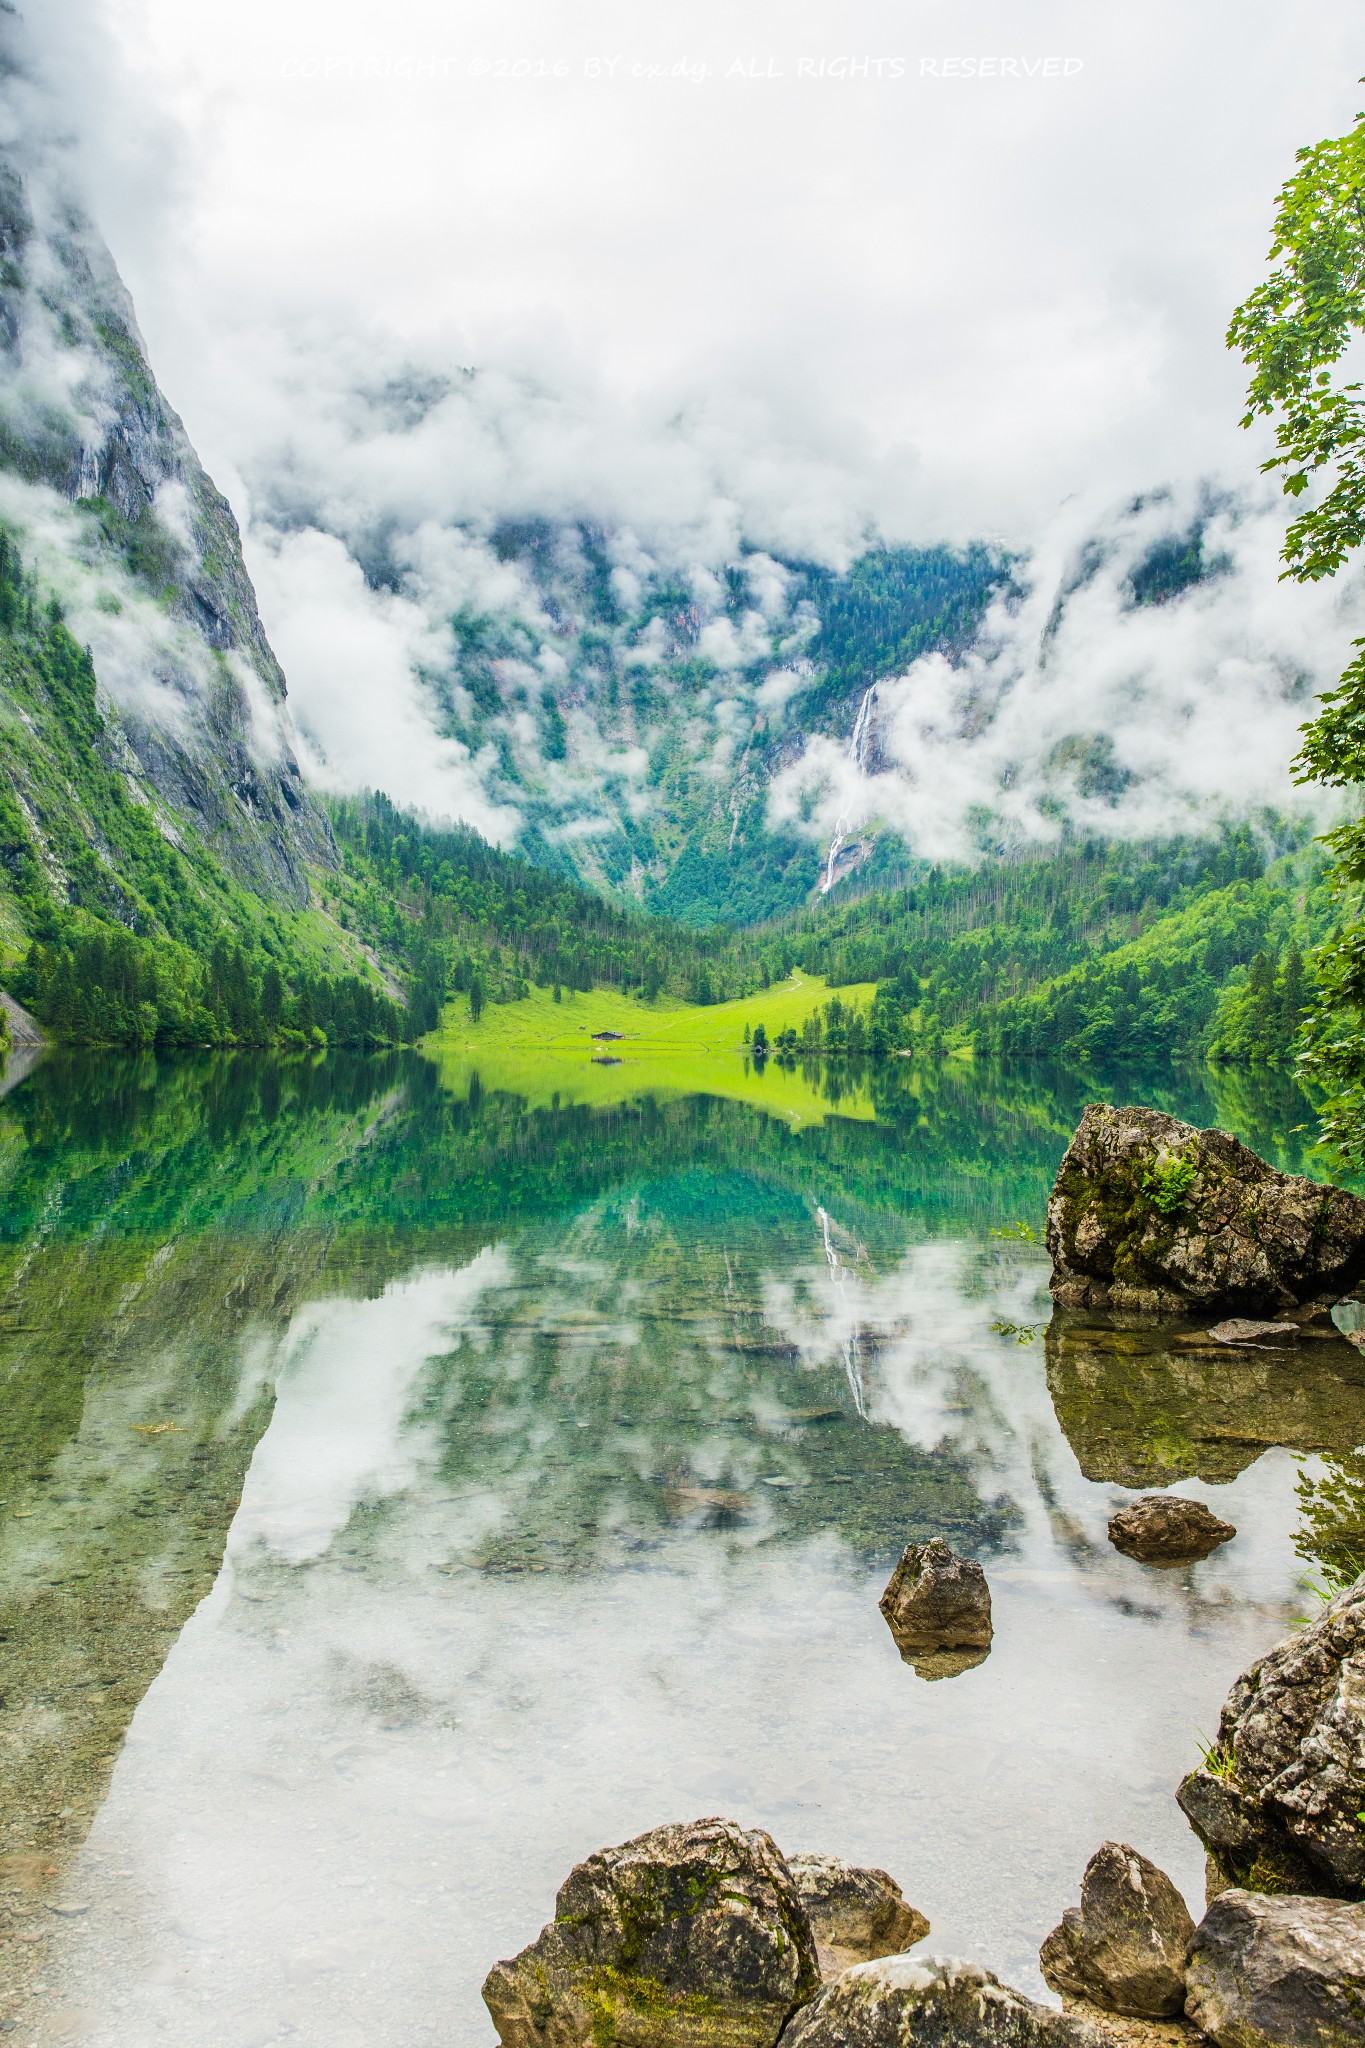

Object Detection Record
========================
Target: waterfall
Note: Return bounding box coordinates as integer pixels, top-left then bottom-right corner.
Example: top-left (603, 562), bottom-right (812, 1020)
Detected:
top-left (820, 685), bottom-right (876, 894)
top-left (816, 1203), bottom-right (868, 1418)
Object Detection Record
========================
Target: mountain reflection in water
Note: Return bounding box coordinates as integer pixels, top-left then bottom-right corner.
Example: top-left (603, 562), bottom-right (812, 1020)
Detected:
top-left (0, 1049), bottom-right (1359, 2043)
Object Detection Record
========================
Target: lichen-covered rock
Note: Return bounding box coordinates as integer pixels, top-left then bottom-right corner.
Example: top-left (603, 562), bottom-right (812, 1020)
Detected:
top-left (1046, 1105), bottom-right (1365, 1318)
top-left (1044, 1314), bottom-right (1365, 1489)
top-left (1040, 1843), bottom-right (1196, 2017)
top-left (786, 1854), bottom-right (928, 1979)
top-left (1183, 1888), bottom-right (1365, 2047)
top-left (779, 1954), bottom-right (1109, 2047)
top-left (879, 1538), bottom-right (992, 1677)
top-left (1107, 1496), bottom-right (1236, 1565)
top-left (480, 1816), bottom-right (820, 2047)
top-left (1176, 1571), bottom-right (1365, 1898)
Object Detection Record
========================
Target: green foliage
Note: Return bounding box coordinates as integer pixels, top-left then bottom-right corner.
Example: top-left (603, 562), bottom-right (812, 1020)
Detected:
top-left (325, 791), bottom-right (778, 1023)
top-left (1143, 1148), bottom-right (1197, 1213)
top-left (1227, 107), bottom-right (1365, 581)
top-left (1208, 943), bottom-right (1310, 1065)
top-left (782, 828), bottom-right (1318, 1067)
top-left (1127, 523), bottom-right (1227, 607)
top-left (15, 930), bottom-right (402, 1051)
top-left (645, 833), bottom-right (816, 928)
top-left (1196, 1735), bottom-right (1238, 1783)
top-left (0, 528), bottom-right (403, 1048)
top-left (1228, 100), bottom-right (1365, 1154)
top-left (1295, 1450), bottom-right (1365, 1589)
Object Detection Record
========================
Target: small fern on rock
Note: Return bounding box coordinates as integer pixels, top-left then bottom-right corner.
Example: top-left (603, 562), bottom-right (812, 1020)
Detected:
top-left (1144, 1148), bottom-right (1198, 1213)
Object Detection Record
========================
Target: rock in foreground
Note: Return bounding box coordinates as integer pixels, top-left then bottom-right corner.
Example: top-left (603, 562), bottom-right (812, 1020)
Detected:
top-left (1176, 1569), bottom-right (1365, 1897)
top-left (781, 1954), bottom-right (1108, 2047)
top-left (1107, 1496), bottom-right (1236, 1566)
top-left (879, 1538), bottom-right (992, 1677)
top-left (481, 1816), bottom-right (819, 2047)
top-left (1046, 1104), bottom-right (1365, 1318)
top-left (1183, 1889), bottom-right (1365, 2047)
top-left (1040, 1842), bottom-right (1195, 2016)
top-left (786, 1854), bottom-right (929, 1979)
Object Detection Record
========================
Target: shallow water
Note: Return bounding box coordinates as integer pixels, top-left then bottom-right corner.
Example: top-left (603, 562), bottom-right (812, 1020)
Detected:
top-left (0, 1049), bottom-right (1361, 2045)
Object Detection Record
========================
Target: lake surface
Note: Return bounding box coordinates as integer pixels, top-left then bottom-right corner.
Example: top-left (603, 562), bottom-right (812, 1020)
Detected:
top-left (0, 1047), bottom-right (1362, 2046)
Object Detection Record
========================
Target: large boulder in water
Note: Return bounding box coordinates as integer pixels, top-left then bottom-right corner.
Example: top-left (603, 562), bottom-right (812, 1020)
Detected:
top-left (1183, 1889), bottom-right (1365, 2047)
top-left (1176, 1570), bottom-right (1365, 1898)
top-left (1046, 1105), bottom-right (1365, 1318)
top-left (1040, 1842), bottom-right (1195, 2017)
top-left (780, 1954), bottom-right (1108, 2047)
top-left (879, 1537), bottom-right (992, 1678)
top-left (786, 1854), bottom-right (929, 1979)
top-left (480, 1815), bottom-right (820, 2047)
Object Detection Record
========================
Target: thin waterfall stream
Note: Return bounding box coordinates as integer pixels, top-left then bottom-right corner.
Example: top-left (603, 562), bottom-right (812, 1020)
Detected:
top-left (820, 684), bottom-right (877, 894)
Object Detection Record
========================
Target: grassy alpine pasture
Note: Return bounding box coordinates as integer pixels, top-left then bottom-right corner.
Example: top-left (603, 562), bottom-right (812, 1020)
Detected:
top-left (430, 970), bottom-right (877, 1056)
top-left (427, 971), bottom-right (884, 1125)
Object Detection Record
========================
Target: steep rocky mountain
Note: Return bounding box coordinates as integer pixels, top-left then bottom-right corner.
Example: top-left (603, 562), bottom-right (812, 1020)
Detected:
top-left (0, 15), bottom-right (331, 949)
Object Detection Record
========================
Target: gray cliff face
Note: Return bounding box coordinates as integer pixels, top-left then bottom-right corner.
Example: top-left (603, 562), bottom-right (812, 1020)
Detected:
top-left (0, 16), bottom-right (331, 906)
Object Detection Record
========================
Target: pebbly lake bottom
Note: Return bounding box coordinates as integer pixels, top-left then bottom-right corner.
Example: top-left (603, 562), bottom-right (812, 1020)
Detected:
top-left (0, 1049), bottom-right (1361, 2045)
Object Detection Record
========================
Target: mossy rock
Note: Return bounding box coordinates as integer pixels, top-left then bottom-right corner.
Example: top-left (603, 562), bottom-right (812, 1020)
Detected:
top-left (482, 1817), bottom-right (820, 2047)
top-left (1046, 1103), bottom-right (1365, 1317)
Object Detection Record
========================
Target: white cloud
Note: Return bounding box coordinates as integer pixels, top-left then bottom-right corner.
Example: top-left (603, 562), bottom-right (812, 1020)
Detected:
top-left (247, 526), bottom-right (521, 839)
top-left (61, 0), bottom-right (1365, 540)
top-left (767, 485), bottom-right (1357, 862)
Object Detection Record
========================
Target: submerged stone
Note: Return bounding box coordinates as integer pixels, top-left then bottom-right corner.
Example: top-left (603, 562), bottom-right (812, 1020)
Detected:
top-left (1207, 1318), bottom-right (1300, 1348)
top-left (1183, 1888), bottom-right (1365, 2048)
top-left (1046, 1104), bottom-right (1365, 1318)
top-left (786, 1854), bottom-right (929, 1979)
top-left (481, 1815), bottom-right (820, 2047)
top-left (1040, 1842), bottom-right (1195, 2017)
top-left (1107, 1495), bottom-right (1236, 1565)
top-left (878, 1538), bottom-right (992, 1676)
top-left (1176, 1569), bottom-right (1365, 1899)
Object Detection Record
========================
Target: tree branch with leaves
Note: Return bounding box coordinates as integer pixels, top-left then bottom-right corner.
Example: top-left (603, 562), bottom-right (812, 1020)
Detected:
top-left (1230, 98), bottom-right (1365, 1155)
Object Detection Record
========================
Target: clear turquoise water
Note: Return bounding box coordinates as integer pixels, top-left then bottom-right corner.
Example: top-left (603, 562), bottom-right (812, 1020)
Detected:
top-left (0, 1050), bottom-right (1358, 2044)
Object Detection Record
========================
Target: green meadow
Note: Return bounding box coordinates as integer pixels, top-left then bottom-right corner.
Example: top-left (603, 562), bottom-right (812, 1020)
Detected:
top-left (427, 970), bottom-right (885, 1124)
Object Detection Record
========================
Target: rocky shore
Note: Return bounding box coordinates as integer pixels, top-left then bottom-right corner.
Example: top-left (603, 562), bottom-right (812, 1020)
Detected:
top-left (481, 1105), bottom-right (1365, 2048)
top-left (479, 1557), bottom-right (1365, 2046)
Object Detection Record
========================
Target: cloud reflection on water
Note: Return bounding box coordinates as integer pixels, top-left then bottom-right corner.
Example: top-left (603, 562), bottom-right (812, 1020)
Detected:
top-left (45, 1204), bottom-right (1315, 2047)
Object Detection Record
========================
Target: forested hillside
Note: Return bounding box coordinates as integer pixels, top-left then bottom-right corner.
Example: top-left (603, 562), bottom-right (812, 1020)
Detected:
top-left (786, 827), bottom-right (1321, 1069)
top-left (0, 534), bottom-right (405, 1047)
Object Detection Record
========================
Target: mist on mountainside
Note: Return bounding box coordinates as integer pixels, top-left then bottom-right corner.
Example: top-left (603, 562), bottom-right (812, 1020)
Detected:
top-left (239, 359), bottom-right (1355, 921)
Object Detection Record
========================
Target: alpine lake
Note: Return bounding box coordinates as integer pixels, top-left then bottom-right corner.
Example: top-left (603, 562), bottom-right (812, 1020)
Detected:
top-left (0, 1041), bottom-right (1362, 2047)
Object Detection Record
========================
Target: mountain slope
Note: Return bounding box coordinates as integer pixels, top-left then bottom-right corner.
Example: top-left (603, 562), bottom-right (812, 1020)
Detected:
top-left (0, 16), bottom-right (331, 915)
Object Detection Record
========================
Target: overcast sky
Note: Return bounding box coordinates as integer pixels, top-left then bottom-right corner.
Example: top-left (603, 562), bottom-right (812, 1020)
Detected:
top-left (29, 0), bottom-right (1365, 546)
